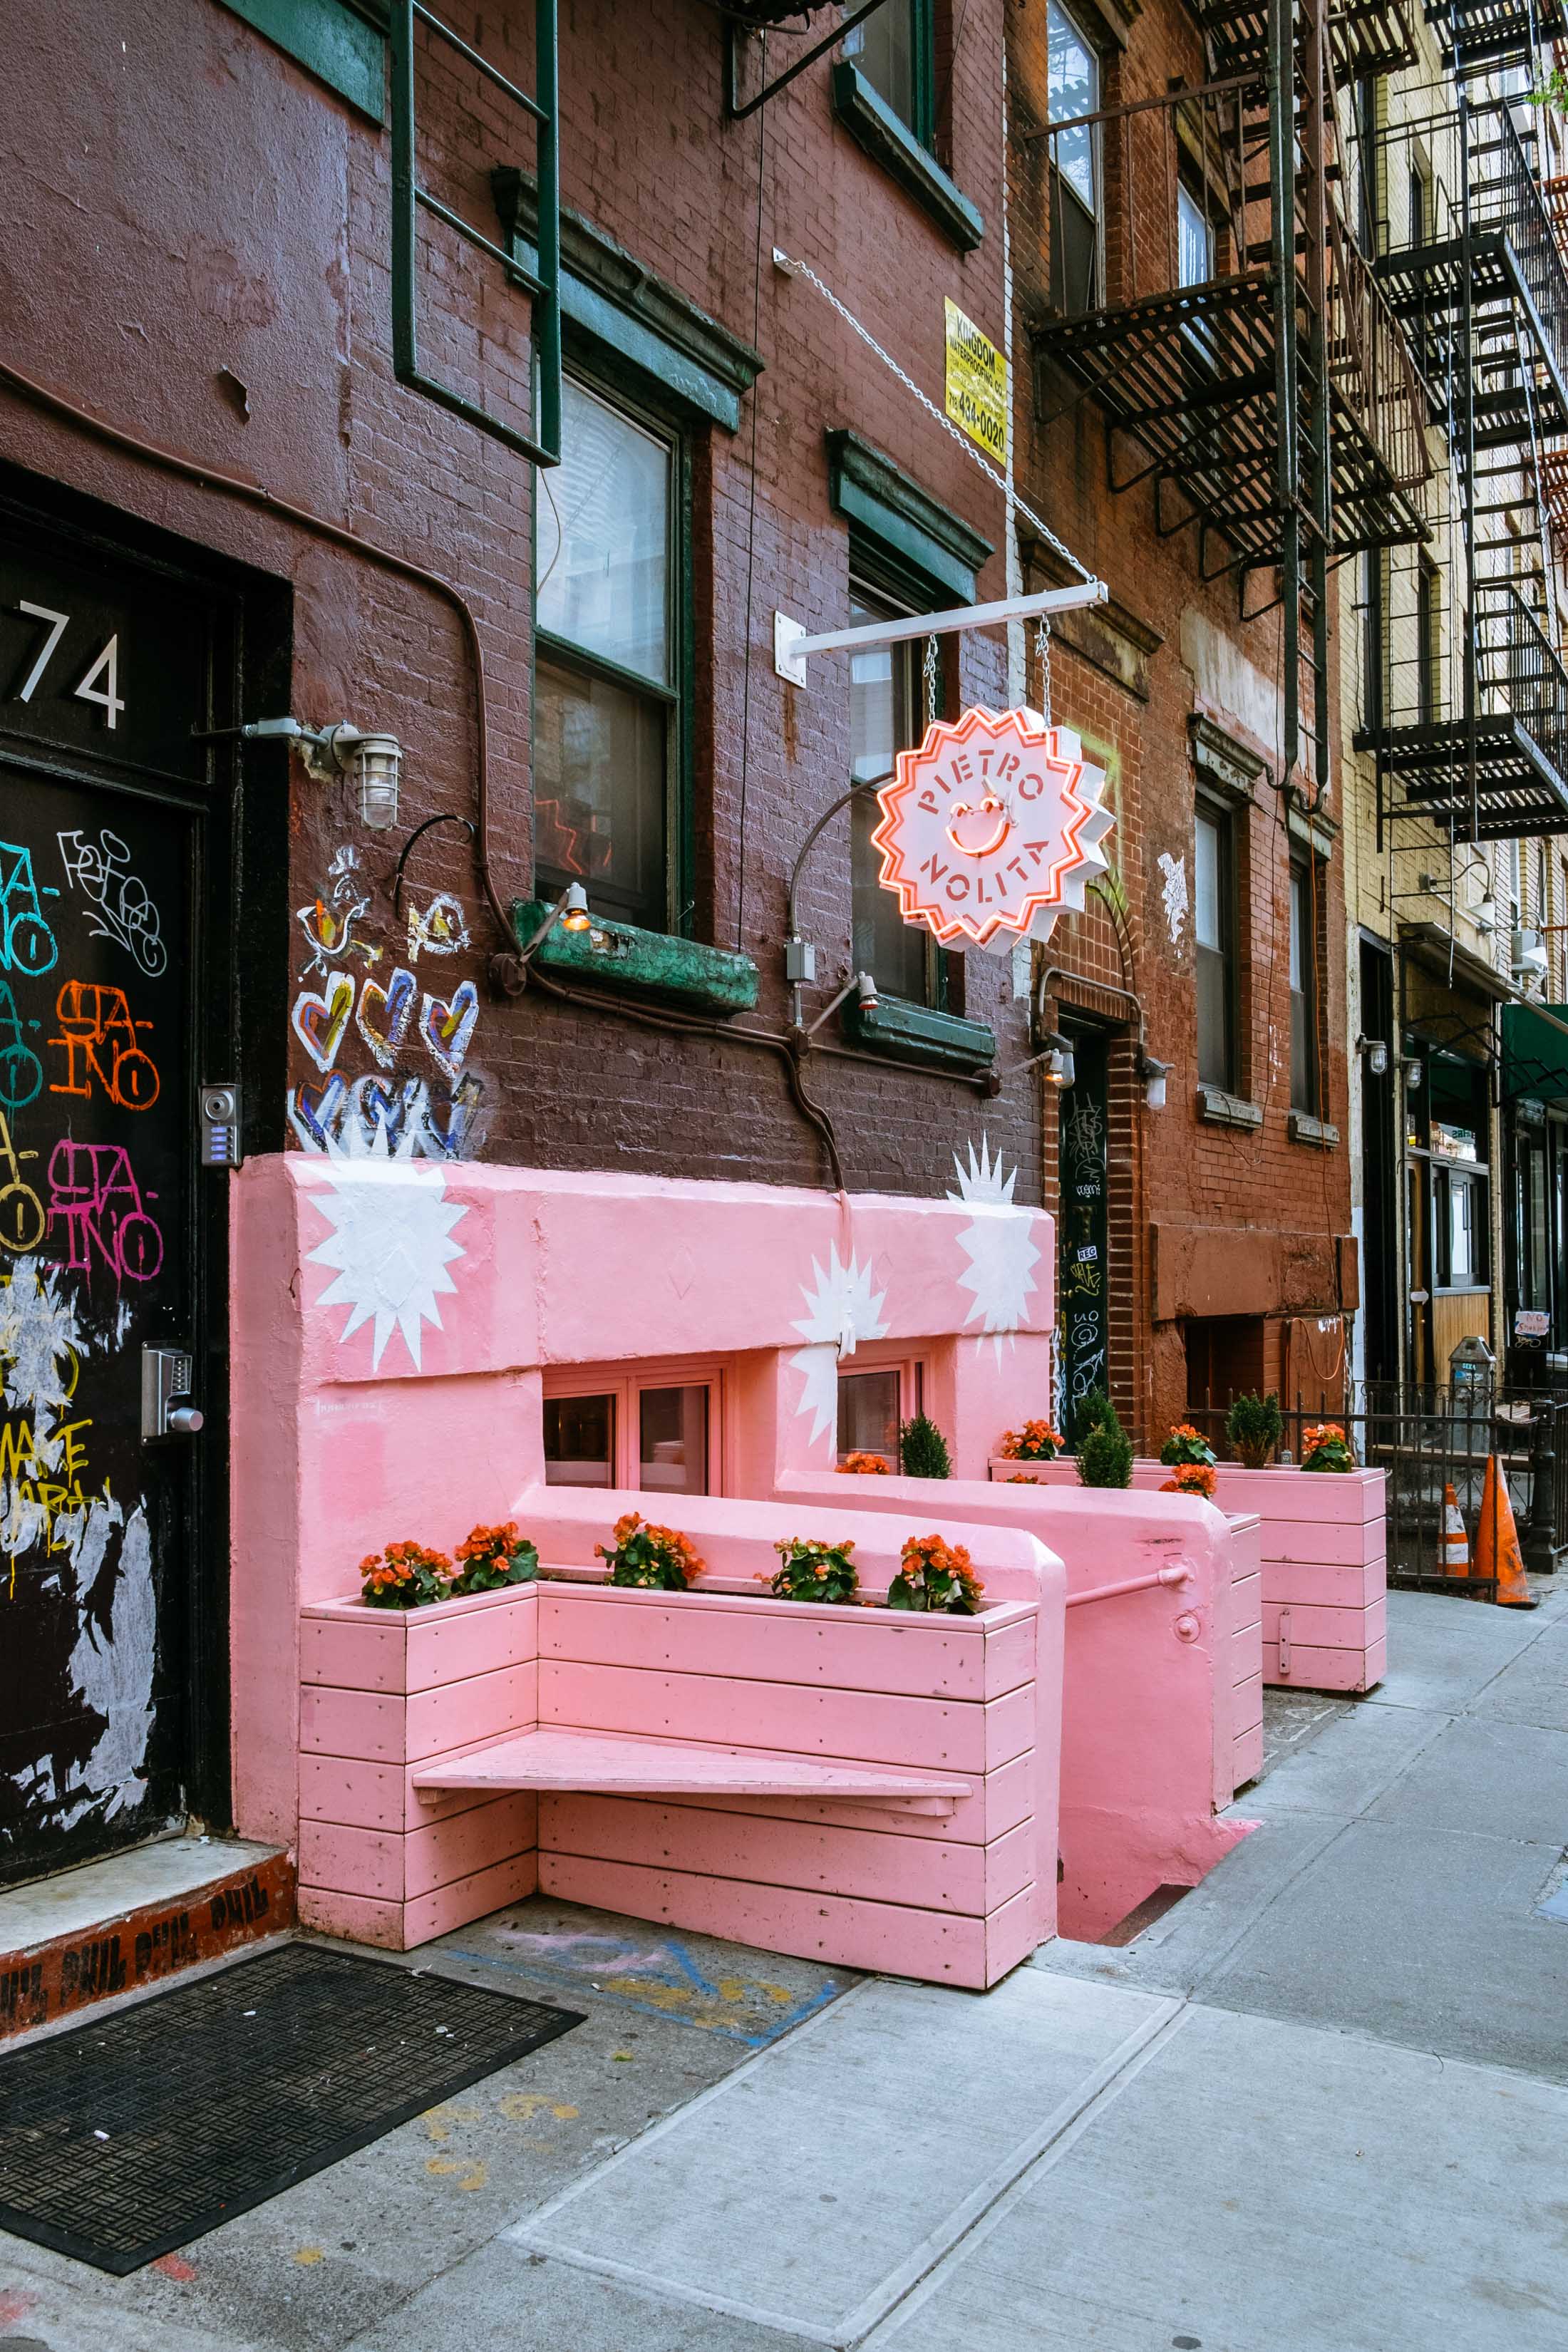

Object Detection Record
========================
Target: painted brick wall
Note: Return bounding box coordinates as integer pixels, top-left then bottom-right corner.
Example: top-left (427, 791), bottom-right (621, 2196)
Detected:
top-left (5, 0), bottom-right (1031, 1203)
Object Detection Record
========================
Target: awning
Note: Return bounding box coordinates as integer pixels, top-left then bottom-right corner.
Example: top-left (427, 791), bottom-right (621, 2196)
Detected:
top-left (1500, 1002), bottom-right (1568, 1105)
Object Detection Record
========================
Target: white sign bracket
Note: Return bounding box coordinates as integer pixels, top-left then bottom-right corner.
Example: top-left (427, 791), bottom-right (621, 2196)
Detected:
top-left (773, 581), bottom-right (1108, 690)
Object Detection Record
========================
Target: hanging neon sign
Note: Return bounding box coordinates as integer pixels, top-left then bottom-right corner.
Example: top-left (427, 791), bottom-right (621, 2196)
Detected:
top-left (870, 706), bottom-right (1114, 954)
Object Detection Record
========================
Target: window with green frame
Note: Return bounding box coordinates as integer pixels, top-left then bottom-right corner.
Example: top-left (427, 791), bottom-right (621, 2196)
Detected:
top-left (842, 0), bottom-right (936, 150)
top-left (848, 577), bottom-right (947, 1011)
top-left (534, 374), bottom-right (691, 934)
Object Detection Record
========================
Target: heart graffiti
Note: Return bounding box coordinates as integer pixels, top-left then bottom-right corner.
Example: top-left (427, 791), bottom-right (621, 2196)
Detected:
top-left (421, 981), bottom-right (478, 1080)
top-left (356, 966), bottom-right (417, 1070)
top-left (287, 1073), bottom-right (349, 1152)
top-left (292, 971), bottom-right (355, 1073)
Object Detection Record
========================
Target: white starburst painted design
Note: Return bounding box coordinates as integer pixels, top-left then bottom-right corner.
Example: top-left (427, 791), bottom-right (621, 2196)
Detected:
top-left (948, 1138), bottom-right (1041, 1359)
top-left (789, 1248), bottom-right (888, 1447)
top-left (306, 1128), bottom-right (468, 1371)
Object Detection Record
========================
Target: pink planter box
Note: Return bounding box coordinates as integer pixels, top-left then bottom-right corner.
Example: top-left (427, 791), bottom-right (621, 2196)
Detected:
top-left (298, 1572), bottom-right (1052, 1989)
top-left (991, 1457), bottom-right (1386, 1697)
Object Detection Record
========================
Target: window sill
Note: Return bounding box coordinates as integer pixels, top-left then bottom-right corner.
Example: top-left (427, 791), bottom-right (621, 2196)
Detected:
top-left (842, 994), bottom-right (997, 1076)
top-left (1197, 1085), bottom-right (1263, 1131)
top-left (830, 63), bottom-right (984, 253)
top-left (512, 901), bottom-right (760, 1016)
top-left (1289, 1110), bottom-right (1340, 1149)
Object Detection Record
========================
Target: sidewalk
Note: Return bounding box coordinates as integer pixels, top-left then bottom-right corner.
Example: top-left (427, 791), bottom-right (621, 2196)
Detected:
top-left (4, 1584), bottom-right (1567, 2351)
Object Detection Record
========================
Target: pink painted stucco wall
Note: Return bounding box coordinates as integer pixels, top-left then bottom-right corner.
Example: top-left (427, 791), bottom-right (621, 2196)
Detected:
top-left (230, 1153), bottom-right (1056, 1848)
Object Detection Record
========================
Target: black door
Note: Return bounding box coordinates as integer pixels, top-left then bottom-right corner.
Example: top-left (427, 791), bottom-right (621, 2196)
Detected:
top-left (1, 511), bottom-right (234, 1885)
top-left (1057, 1027), bottom-right (1110, 1438)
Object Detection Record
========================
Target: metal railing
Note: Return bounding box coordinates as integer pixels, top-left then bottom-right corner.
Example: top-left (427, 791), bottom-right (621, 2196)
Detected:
top-left (1185, 1389), bottom-right (1567, 1591)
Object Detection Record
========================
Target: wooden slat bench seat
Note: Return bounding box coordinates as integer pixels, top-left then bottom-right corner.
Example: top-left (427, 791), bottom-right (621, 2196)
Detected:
top-left (413, 1727), bottom-right (974, 1812)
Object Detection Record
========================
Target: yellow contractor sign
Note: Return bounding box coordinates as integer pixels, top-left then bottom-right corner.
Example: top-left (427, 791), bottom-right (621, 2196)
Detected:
top-left (944, 299), bottom-right (1008, 464)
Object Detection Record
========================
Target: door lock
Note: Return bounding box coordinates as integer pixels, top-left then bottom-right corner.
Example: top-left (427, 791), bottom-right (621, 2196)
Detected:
top-left (141, 1348), bottom-right (204, 1440)
top-left (199, 1082), bottom-right (242, 1168)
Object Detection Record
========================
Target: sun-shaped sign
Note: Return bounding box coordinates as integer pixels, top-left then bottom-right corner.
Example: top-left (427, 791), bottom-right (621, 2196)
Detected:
top-left (870, 706), bottom-right (1115, 954)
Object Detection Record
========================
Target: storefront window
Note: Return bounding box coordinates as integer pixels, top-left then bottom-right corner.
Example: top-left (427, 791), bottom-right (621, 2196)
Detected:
top-left (544, 1368), bottom-right (718, 1492)
top-left (837, 1367), bottom-right (904, 1468)
top-left (639, 1385), bottom-right (708, 1495)
top-left (544, 1392), bottom-right (616, 1487)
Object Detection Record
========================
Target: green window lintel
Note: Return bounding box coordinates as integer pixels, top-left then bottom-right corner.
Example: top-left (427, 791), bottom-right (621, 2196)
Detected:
top-left (843, 994), bottom-right (996, 1076)
top-left (830, 61), bottom-right (984, 255)
top-left (513, 901), bottom-right (760, 1016)
top-left (494, 171), bottom-right (763, 434)
top-left (827, 430), bottom-right (993, 607)
top-left (217, 0), bottom-right (385, 121)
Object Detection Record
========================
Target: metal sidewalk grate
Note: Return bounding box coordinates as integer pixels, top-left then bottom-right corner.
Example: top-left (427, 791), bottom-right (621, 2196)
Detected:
top-left (0, 1942), bottom-right (582, 2273)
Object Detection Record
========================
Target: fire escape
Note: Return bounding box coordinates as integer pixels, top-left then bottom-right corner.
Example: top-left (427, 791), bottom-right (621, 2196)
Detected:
top-left (1029, 0), bottom-right (1431, 796)
top-left (1360, 33), bottom-right (1568, 841)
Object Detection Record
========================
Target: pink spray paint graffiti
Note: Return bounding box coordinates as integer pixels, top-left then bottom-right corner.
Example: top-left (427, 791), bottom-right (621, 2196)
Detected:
top-left (45, 1138), bottom-right (163, 1286)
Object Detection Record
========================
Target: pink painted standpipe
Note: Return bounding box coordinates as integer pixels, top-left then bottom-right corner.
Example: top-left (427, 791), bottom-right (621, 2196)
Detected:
top-left (1066, 1563), bottom-right (1192, 1610)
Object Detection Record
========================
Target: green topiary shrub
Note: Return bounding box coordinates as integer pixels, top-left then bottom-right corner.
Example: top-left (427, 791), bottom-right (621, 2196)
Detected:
top-left (1076, 1396), bottom-right (1133, 1488)
top-left (1072, 1388), bottom-right (1114, 1445)
top-left (1224, 1390), bottom-right (1284, 1470)
top-left (899, 1414), bottom-right (952, 1478)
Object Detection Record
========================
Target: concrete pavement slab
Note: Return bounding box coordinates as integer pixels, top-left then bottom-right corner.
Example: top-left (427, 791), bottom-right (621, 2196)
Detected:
top-left (344, 2244), bottom-right (815, 2351)
top-left (1367, 1591), bottom-right (1552, 1712)
top-left (1244, 1696), bottom-right (1451, 1818)
top-left (1469, 1623), bottom-right (1568, 1733)
top-left (1201, 1818), bottom-right (1568, 2081)
top-left (1033, 1814), bottom-right (1345, 1997)
top-left (513, 1971), bottom-right (1177, 2343)
top-left (1363, 1713), bottom-right (1568, 1843)
top-left (866, 2003), bottom-right (1568, 2352)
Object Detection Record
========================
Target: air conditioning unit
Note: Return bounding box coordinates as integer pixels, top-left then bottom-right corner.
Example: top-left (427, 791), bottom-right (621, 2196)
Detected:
top-left (1512, 927), bottom-right (1548, 979)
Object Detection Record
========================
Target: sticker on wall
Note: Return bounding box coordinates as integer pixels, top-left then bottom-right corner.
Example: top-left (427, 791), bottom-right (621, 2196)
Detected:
top-left (947, 1137), bottom-right (1041, 1359)
top-left (304, 1134), bottom-right (469, 1372)
top-left (789, 1248), bottom-right (888, 1447)
top-left (871, 711), bottom-right (1115, 954)
top-left (1157, 850), bottom-right (1189, 951)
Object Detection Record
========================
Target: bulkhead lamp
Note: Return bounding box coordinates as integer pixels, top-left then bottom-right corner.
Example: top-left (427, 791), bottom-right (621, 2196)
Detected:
top-left (1358, 1036), bottom-right (1390, 1078)
top-left (558, 882), bottom-right (592, 932)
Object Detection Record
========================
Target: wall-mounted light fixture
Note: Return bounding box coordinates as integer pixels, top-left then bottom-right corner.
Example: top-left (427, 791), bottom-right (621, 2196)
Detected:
top-left (1403, 1055), bottom-right (1424, 1092)
top-left (520, 880), bottom-right (592, 964)
top-left (232, 716), bottom-right (405, 831)
top-left (807, 970), bottom-right (879, 1037)
top-left (1358, 1036), bottom-right (1391, 1078)
top-left (1137, 1046), bottom-right (1172, 1110)
top-left (1039, 1033), bottom-right (1076, 1089)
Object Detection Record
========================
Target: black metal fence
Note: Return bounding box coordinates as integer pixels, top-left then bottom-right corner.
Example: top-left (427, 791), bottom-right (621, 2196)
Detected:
top-left (1184, 1388), bottom-right (1568, 1595)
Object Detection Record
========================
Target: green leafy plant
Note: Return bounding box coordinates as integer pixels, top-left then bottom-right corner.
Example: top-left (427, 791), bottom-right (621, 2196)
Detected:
top-left (1072, 1388), bottom-right (1115, 1443)
top-left (1530, 67), bottom-right (1568, 113)
top-left (452, 1522), bottom-right (539, 1594)
top-left (1076, 1397), bottom-right (1133, 1489)
top-left (899, 1414), bottom-right (952, 1478)
top-left (1224, 1391), bottom-right (1284, 1470)
top-left (766, 1536), bottom-right (860, 1605)
top-left (887, 1532), bottom-right (984, 1614)
top-left (596, 1511), bottom-right (705, 1591)
top-left (1000, 1418), bottom-right (1065, 1462)
top-left (1300, 1421), bottom-right (1356, 1473)
top-left (1159, 1422), bottom-right (1217, 1470)
top-left (359, 1541), bottom-right (460, 1609)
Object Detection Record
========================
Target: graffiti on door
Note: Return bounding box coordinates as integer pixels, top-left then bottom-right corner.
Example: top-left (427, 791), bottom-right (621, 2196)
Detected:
top-left (1058, 1036), bottom-right (1110, 1439)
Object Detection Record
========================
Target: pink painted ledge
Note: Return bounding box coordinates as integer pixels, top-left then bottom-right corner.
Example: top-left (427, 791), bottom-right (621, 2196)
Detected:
top-left (989, 1458), bottom-right (1386, 1698)
top-left (297, 1493), bottom-right (1064, 1989)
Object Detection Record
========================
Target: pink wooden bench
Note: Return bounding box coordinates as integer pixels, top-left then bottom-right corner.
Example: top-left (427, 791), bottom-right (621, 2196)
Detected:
top-left (297, 1492), bottom-right (1064, 1989)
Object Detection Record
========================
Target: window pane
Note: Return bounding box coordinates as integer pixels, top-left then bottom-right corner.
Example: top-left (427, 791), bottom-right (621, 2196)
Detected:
top-left (844, 0), bottom-right (916, 130)
top-left (1048, 1), bottom-right (1098, 208)
top-left (545, 1393), bottom-right (616, 1487)
top-left (534, 654), bottom-right (666, 927)
top-left (1194, 813), bottom-right (1222, 949)
top-left (639, 1385), bottom-right (709, 1496)
top-left (838, 1369), bottom-right (902, 1468)
top-left (537, 378), bottom-right (669, 685)
top-left (1177, 185), bottom-right (1212, 287)
top-left (849, 591), bottom-right (930, 1004)
top-left (1197, 947), bottom-right (1231, 1089)
top-left (1289, 866), bottom-right (1306, 992)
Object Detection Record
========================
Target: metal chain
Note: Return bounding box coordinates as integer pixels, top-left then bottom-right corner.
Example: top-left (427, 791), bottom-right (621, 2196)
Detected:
top-left (1035, 615), bottom-right (1053, 725)
top-left (923, 632), bottom-right (941, 726)
top-left (774, 249), bottom-right (1098, 588)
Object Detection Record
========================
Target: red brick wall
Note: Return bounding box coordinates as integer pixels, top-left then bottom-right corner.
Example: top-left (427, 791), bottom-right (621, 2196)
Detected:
top-left (1009, 0), bottom-right (1353, 1445)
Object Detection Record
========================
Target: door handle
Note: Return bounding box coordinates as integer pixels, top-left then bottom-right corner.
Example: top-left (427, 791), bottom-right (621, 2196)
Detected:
top-left (167, 1404), bottom-right (205, 1436)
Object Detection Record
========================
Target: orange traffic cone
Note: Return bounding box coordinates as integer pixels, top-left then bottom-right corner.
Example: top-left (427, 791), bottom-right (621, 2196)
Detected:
top-left (1476, 1453), bottom-right (1539, 1609)
top-left (1440, 1483), bottom-right (1470, 1577)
